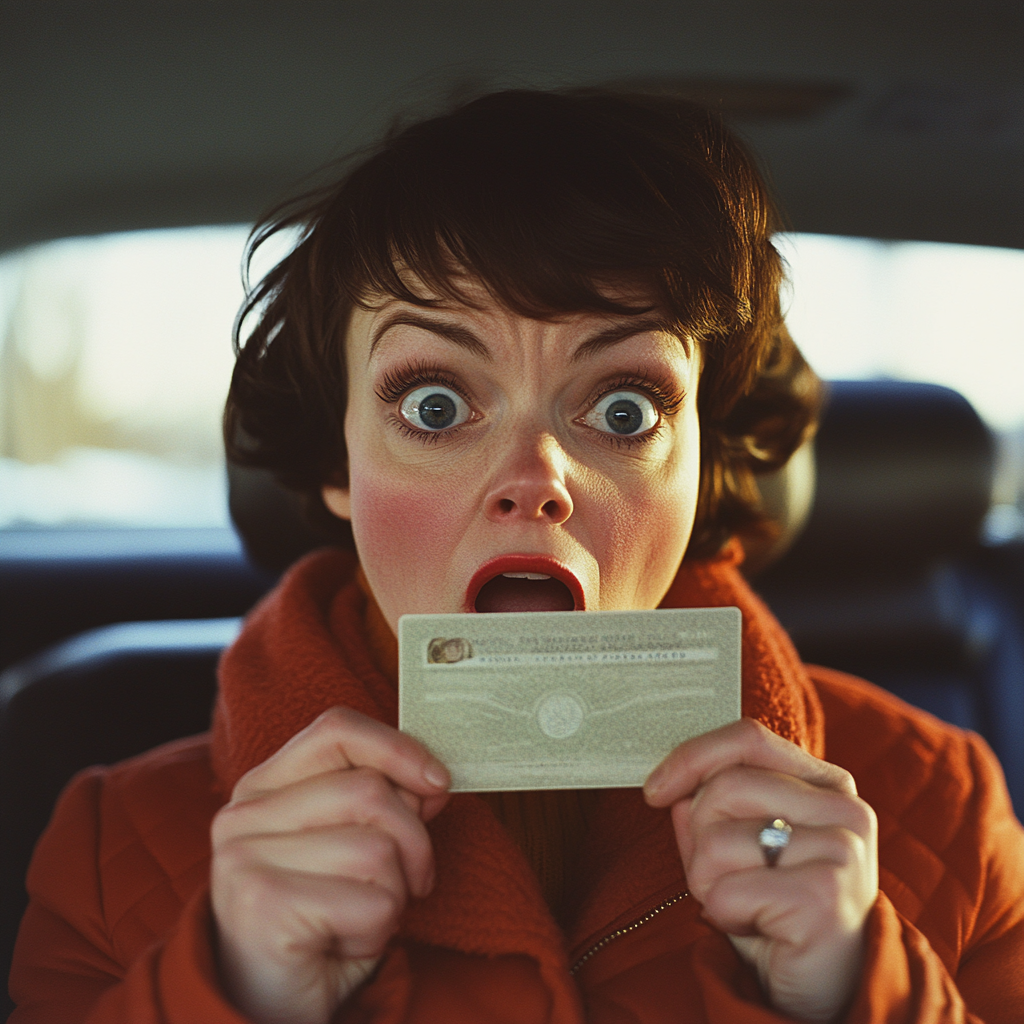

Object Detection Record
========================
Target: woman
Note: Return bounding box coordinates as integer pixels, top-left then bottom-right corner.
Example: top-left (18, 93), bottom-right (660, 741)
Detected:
top-left (10, 89), bottom-right (1024, 1023)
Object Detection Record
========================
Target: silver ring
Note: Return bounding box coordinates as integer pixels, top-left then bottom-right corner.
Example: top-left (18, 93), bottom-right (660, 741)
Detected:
top-left (758, 818), bottom-right (792, 867)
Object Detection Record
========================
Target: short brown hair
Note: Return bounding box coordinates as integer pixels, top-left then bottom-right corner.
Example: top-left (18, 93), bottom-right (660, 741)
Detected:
top-left (225, 89), bottom-right (820, 560)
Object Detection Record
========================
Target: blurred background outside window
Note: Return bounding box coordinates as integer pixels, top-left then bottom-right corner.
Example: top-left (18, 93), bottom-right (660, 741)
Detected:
top-left (0, 228), bottom-right (1022, 538)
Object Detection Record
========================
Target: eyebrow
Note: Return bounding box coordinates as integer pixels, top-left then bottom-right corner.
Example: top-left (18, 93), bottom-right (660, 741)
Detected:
top-left (369, 312), bottom-right (491, 361)
top-left (570, 317), bottom-right (690, 362)
top-left (367, 310), bottom-right (688, 362)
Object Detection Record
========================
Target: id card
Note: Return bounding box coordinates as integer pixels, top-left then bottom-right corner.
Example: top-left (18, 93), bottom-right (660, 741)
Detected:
top-left (398, 607), bottom-right (741, 792)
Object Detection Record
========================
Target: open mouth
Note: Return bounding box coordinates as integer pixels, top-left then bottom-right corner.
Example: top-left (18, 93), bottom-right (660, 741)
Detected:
top-left (467, 556), bottom-right (585, 613)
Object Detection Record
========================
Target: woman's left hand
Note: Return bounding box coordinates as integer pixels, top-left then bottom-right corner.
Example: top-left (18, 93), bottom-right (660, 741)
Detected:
top-left (644, 718), bottom-right (878, 1024)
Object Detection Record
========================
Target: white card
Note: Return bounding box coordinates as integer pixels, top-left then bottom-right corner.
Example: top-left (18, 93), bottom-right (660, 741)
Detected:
top-left (398, 607), bottom-right (741, 792)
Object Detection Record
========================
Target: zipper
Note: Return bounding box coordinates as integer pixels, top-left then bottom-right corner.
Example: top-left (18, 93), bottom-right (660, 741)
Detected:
top-left (569, 890), bottom-right (689, 975)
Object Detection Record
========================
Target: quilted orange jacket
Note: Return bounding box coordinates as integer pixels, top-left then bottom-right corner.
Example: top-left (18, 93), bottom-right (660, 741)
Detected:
top-left (9, 548), bottom-right (1024, 1023)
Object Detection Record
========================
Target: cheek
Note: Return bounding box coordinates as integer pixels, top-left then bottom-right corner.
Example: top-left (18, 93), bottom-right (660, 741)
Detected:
top-left (615, 481), bottom-right (695, 569)
top-left (349, 467), bottom-right (449, 563)
top-left (345, 451), bottom-right (465, 619)
top-left (593, 426), bottom-right (701, 607)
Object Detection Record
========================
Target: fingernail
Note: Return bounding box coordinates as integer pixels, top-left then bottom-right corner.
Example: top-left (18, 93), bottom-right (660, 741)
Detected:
top-left (645, 764), bottom-right (666, 797)
top-left (423, 763), bottom-right (449, 789)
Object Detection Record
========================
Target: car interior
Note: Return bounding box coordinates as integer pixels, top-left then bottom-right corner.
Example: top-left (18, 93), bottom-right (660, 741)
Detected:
top-left (1, 3), bottom-right (1022, 1018)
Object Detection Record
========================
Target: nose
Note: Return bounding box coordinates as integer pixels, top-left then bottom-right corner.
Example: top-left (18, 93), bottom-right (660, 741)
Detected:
top-left (483, 433), bottom-right (574, 526)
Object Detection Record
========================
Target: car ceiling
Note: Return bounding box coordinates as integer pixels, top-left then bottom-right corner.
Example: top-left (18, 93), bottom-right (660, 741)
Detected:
top-left (1, 0), bottom-right (1021, 255)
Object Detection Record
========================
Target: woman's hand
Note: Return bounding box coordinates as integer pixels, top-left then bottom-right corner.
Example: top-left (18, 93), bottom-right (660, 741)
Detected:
top-left (210, 707), bottom-right (451, 1024)
top-left (644, 718), bottom-right (878, 1024)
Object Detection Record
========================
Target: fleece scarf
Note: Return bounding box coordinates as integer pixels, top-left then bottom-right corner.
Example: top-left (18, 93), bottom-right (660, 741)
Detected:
top-left (211, 543), bottom-right (825, 1019)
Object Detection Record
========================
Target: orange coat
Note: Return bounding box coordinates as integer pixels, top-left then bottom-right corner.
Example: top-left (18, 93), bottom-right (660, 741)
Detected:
top-left (9, 548), bottom-right (1024, 1023)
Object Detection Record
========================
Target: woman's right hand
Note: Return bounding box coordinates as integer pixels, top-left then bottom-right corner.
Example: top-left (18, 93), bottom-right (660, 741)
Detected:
top-left (210, 707), bottom-right (451, 1024)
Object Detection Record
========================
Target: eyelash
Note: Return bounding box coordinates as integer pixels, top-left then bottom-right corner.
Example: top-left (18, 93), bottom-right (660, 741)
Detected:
top-left (374, 365), bottom-right (685, 446)
top-left (596, 374), bottom-right (685, 416)
top-left (374, 363), bottom-right (467, 405)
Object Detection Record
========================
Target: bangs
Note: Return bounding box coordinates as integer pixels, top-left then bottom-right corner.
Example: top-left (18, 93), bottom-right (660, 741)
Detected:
top-left (321, 90), bottom-right (761, 334)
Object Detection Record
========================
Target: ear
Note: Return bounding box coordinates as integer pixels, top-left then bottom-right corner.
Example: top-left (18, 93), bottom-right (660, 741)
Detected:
top-left (321, 484), bottom-right (352, 521)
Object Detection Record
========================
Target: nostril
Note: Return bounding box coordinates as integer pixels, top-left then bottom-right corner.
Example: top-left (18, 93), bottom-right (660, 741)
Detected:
top-left (541, 499), bottom-right (562, 519)
top-left (498, 498), bottom-right (515, 514)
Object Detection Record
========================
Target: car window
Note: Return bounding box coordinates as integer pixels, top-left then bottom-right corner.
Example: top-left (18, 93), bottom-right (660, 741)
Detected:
top-left (0, 226), bottom-right (288, 529)
top-left (1, 229), bottom-right (1021, 535)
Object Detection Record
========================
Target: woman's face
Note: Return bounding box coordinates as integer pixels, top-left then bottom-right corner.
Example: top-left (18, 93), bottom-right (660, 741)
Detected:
top-left (323, 278), bottom-right (702, 634)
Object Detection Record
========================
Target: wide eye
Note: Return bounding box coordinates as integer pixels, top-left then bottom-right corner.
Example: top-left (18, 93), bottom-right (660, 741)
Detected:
top-left (584, 390), bottom-right (659, 436)
top-left (399, 385), bottom-right (471, 432)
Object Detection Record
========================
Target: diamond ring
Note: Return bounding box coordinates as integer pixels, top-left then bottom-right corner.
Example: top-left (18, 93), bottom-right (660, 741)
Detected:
top-left (758, 818), bottom-right (793, 867)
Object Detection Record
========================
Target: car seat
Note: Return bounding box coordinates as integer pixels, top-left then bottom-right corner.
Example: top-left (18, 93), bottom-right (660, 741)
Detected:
top-left (754, 381), bottom-right (1024, 814)
top-left (0, 619), bottom-right (238, 1018)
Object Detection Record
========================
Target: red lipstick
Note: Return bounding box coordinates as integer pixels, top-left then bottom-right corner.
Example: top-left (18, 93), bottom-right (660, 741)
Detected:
top-left (465, 555), bottom-right (586, 612)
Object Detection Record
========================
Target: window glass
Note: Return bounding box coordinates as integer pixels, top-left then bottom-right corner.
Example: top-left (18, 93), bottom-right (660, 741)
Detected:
top-left (777, 235), bottom-right (1024, 432)
top-left (0, 226), bottom-right (277, 529)
top-left (0, 229), bottom-right (1021, 533)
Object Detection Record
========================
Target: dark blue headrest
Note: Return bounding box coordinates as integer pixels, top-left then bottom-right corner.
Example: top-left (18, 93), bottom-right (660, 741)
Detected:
top-left (776, 380), bottom-right (994, 577)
